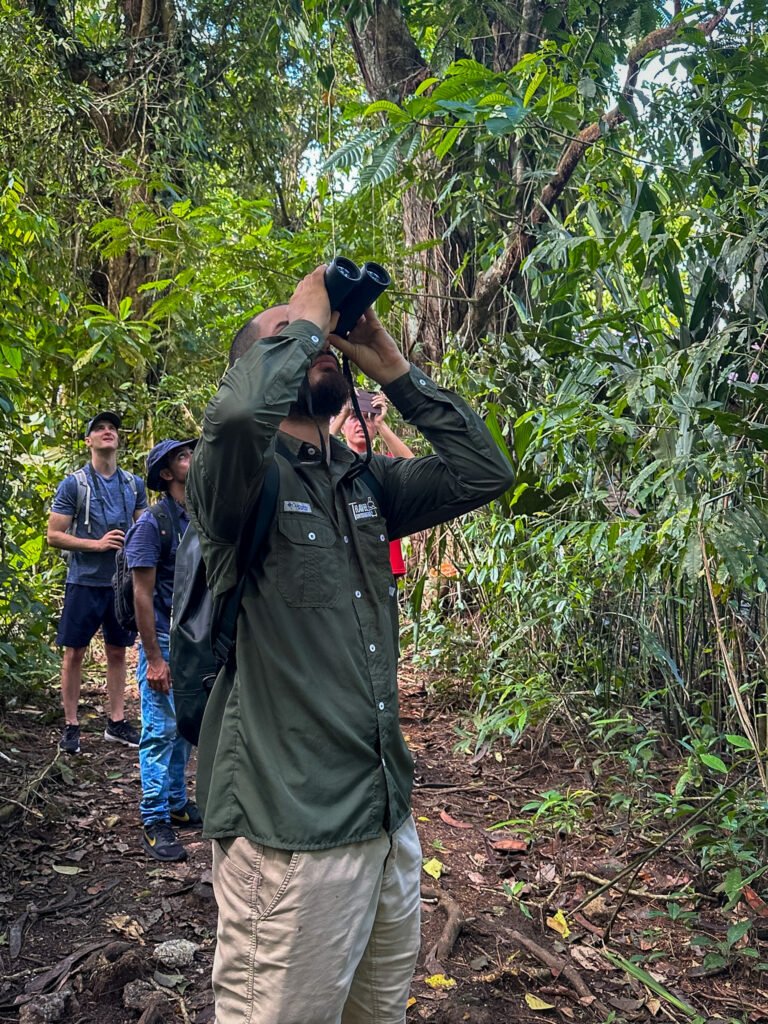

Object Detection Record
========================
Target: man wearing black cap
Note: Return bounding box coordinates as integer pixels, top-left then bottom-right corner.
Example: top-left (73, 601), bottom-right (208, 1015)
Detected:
top-left (125, 439), bottom-right (201, 861)
top-left (47, 412), bottom-right (147, 754)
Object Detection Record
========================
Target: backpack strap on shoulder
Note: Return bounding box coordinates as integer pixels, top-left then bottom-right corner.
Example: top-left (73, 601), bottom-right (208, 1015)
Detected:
top-left (147, 497), bottom-right (178, 561)
top-left (211, 461), bottom-right (280, 667)
top-left (119, 468), bottom-right (138, 498)
top-left (73, 468), bottom-right (91, 533)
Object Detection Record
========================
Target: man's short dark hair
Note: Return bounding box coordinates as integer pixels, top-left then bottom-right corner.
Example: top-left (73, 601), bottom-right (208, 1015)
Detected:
top-left (228, 304), bottom-right (284, 368)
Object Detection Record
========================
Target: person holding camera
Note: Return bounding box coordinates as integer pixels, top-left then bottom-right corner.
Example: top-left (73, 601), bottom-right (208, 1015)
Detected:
top-left (186, 264), bottom-right (513, 1024)
top-left (47, 411), bottom-right (147, 755)
top-left (332, 389), bottom-right (415, 577)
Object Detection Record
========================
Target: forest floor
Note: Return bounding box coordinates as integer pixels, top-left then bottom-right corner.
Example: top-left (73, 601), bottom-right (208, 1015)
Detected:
top-left (1, 655), bottom-right (766, 1023)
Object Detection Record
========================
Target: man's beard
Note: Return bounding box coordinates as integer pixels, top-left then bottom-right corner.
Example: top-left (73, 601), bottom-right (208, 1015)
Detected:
top-left (289, 371), bottom-right (350, 420)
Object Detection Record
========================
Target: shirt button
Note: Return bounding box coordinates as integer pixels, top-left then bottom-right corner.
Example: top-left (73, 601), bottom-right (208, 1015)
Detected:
top-left (378, 701), bottom-right (385, 711)
top-left (343, 536), bottom-right (349, 544)
top-left (369, 643), bottom-right (376, 653)
top-left (355, 590), bottom-right (362, 599)
top-left (418, 378), bottom-right (426, 385)
top-left (310, 335), bottom-right (320, 345)
top-left (307, 447), bottom-right (316, 455)
top-left (379, 534), bottom-right (386, 542)
top-left (308, 531), bottom-right (316, 540)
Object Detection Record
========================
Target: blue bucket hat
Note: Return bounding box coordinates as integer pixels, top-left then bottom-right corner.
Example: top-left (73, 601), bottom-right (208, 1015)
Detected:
top-left (146, 438), bottom-right (198, 491)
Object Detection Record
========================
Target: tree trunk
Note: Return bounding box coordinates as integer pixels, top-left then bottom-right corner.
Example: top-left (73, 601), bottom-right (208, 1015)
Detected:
top-left (344, 1), bottom-right (531, 364)
top-left (31, 0), bottom-right (181, 317)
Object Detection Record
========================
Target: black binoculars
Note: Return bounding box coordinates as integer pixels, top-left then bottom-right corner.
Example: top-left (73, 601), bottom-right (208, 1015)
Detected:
top-left (324, 257), bottom-right (391, 338)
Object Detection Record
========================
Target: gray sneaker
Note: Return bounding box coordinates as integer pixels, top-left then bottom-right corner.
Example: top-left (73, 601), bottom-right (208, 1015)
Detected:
top-left (59, 724), bottom-right (81, 754)
top-left (104, 718), bottom-right (140, 747)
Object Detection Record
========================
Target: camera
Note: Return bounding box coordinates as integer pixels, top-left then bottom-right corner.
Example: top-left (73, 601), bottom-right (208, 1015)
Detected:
top-left (324, 257), bottom-right (391, 338)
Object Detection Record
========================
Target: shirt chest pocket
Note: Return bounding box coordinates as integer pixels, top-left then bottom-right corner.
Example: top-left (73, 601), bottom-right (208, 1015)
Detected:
top-left (276, 513), bottom-right (340, 608)
top-left (355, 519), bottom-right (394, 598)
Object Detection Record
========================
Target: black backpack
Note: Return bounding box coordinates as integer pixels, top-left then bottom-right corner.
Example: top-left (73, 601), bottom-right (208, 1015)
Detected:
top-left (169, 459), bottom-right (383, 746)
top-left (112, 500), bottom-right (179, 633)
top-left (169, 463), bottom-right (280, 745)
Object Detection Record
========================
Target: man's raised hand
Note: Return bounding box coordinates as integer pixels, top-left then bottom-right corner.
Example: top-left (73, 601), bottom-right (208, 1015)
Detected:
top-left (331, 309), bottom-right (409, 386)
top-left (287, 265), bottom-right (338, 337)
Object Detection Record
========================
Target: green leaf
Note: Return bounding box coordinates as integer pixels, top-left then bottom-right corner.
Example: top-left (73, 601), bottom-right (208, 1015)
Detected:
top-left (72, 340), bottom-right (105, 372)
top-left (726, 919), bottom-right (752, 948)
top-left (700, 753), bottom-right (728, 774)
top-left (524, 67), bottom-right (547, 107)
top-left (724, 734), bottom-right (754, 750)
top-left (433, 125), bottom-right (462, 160)
top-left (600, 949), bottom-right (699, 1016)
top-left (1, 345), bottom-right (22, 371)
top-left (363, 99), bottom-right (407, 122)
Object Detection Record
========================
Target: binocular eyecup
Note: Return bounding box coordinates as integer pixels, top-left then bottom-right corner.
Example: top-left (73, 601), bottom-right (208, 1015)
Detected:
top-left (324, 257), bottom-right (391, 338)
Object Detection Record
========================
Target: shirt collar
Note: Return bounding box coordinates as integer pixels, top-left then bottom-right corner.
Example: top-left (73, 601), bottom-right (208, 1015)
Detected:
top-left (277, 430), bottom-right (356, 467)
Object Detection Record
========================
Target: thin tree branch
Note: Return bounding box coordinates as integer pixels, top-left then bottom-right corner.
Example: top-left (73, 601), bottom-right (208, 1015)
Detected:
top-left (459, 4), bottom-right (732, 344)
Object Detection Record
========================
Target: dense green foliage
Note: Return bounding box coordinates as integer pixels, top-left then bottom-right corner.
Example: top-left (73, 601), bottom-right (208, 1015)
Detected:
top-left (3, 0), bottom-right (768, 871)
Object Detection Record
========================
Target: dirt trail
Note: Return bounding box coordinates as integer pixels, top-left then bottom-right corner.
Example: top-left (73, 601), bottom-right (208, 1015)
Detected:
top-left (1, 669), bottom-right (765, 1022)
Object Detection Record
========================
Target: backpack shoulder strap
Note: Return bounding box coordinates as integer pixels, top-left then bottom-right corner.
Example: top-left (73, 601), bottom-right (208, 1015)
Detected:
top-left (147, 499), bottom-right (176, 561)
top-left (211, 461), bottom-right (280, 666)
top-left (119, 468), bottom-right (138, 497)
top-left (72, 467), bottom-right (91, 530)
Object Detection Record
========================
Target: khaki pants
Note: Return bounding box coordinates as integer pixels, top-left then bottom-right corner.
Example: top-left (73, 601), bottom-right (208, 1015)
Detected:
top-left (211, 816), bottom-right (422, 1024)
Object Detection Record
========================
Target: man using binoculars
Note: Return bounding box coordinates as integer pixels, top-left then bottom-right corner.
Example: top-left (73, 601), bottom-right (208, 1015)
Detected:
top-left (187, 264), bottom-right (513, 1023)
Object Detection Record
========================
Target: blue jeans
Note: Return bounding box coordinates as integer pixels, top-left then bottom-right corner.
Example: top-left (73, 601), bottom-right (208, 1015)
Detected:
top-left (137, 634), bottom-right (192, 825)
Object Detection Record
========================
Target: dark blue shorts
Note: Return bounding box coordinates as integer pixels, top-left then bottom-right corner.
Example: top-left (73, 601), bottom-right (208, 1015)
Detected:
top-left (56, 583), bottom-right (136, 649)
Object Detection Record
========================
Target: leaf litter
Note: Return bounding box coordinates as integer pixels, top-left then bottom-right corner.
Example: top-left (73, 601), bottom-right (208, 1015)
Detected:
top-left (1, 673), bottom-right (768, 1021)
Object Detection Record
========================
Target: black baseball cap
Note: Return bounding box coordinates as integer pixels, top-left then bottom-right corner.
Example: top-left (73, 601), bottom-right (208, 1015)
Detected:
top-left (85, 411), bottom-right (122, 437)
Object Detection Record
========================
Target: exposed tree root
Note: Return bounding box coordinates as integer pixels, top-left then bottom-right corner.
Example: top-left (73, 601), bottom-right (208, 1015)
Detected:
top-left (507, 928), bottom-right (611, 1018)
top-left (421, 885), bottom-right (467, 974)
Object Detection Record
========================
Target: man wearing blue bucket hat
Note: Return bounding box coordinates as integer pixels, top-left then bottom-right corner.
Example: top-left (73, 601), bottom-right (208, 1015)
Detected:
top-left (125, 438), bottom-right (201, 861)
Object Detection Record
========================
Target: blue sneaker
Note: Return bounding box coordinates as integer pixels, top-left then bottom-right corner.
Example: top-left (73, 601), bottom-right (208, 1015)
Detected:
top-left (170, 801), bottom-right (203, 830)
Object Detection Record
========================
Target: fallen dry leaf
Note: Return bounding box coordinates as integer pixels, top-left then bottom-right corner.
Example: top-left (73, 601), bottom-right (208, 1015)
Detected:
top-left (422, 858), bottom-right (444, 880)
top-left (467, 871), bottom-right (485, 885)
top-left (743, 885), bottom-right (768, 918)
top-left (535, 863), bottom-right (558, 884)
top-left (525, 993), bottom-right (555, 1010)
top-left (581, 894), bottom-right (612, 921)
top-left (105, 913), bottom-right (145, 944)
top-left (439, 810), bottom-right (472, 830)
top-left (569, 945), bottom-right (604, 972)
top-left (490, 838), bottom-right (528, 854)
top-left (546, 909), bottom-right (570, 939)
top-left (424, 973), bottom-right (456, 990)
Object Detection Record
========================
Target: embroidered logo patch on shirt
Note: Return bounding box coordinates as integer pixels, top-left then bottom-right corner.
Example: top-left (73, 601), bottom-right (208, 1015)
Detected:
top-left (349, 496), bottom-right (379, 522)
top-left (283, 500), bottom-right (312, 513)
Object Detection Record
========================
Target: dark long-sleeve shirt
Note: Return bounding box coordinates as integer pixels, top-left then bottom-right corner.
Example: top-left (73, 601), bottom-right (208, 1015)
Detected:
top-left (187, 319), bottom-right (513, 849)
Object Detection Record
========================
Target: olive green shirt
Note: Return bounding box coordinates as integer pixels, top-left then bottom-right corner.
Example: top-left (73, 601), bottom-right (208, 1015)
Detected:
top-left (187, 320), bottom-right (513, 850)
